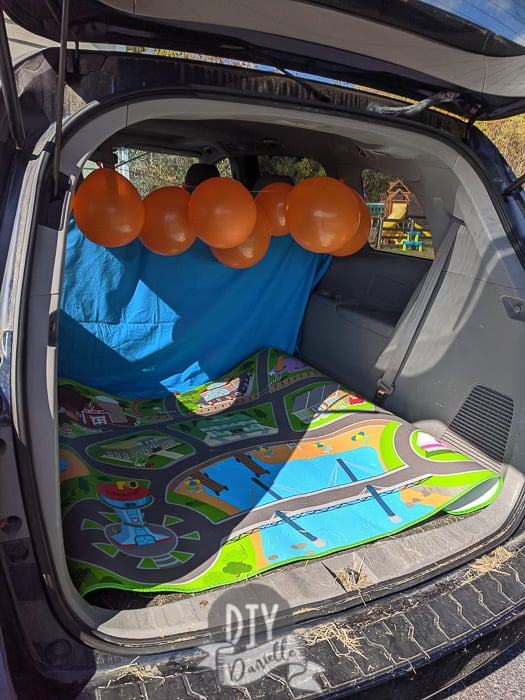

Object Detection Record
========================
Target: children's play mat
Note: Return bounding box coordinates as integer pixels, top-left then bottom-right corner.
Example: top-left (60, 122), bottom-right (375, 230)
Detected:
top-left (59, 348), bottom-right (501, 596)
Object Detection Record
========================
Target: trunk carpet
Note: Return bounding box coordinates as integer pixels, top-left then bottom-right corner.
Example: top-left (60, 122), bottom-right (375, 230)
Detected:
top-left (58, 348), bottom-right (501, 596)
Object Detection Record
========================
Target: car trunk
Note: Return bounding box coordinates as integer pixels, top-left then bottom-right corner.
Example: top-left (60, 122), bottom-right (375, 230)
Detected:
top-left (1, 46), bottom-right (522, 647)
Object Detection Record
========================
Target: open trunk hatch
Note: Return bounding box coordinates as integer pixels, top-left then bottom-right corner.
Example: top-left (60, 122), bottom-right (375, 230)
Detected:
top-left (4, 0), bottom-right (525, 120)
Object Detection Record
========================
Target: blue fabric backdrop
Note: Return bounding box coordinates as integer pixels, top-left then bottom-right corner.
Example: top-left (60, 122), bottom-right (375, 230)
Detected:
top-left (59, 221), bottom-right (330, 397)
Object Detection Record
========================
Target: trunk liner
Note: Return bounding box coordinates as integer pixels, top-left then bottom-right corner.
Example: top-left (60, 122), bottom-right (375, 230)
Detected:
top-left (58, 348), bottom-right (501, 597)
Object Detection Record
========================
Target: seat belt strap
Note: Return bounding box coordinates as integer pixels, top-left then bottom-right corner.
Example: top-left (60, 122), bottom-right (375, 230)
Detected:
top-left (375, 217), bottom-right (463, 404)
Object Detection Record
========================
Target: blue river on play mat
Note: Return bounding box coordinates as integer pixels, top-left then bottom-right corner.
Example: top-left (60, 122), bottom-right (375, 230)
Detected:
top-left (203, 446), bottom-right (392, 511)
top-left (257, 491), bottom-right (435, 561)
top-left (200, 445), bottom-right (435, 561)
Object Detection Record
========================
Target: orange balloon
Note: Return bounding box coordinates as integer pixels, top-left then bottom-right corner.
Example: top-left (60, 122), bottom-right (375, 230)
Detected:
top-left (188, 177), bottom-right (257, 249)
top-left (255, 182), bottom-right (293, 236)
top-left (286, 176), bottom-right (360, 253)
top-left (211, 205), bottom-right (271, 269)
top-left (139, 187), bottom-right (194, 255)
top-left (74, 168), bottom-right (144, 247)
top-left (332, 192), bottom-right (372, 256)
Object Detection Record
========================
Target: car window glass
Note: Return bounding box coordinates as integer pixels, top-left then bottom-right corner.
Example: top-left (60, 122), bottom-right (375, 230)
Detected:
top-left (362, 169), bottom-right (435, 260)
top-left (82, 151), bottom-right (232, 197)
top-left (420, 0), bottom-right (525, 48)
top-left (109, 149), bottom-right (199, 196)
top-left (258, 156), bottom-right (326, 183)
top-left (215, 157), bottom-right (233, 178)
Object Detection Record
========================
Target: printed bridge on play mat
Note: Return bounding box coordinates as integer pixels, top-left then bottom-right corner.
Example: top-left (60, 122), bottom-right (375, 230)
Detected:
top-left (58, 348), bottom-right (501, 596)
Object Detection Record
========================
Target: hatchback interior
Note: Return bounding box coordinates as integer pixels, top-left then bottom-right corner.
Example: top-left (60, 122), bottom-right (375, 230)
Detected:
top-left (18, 83), bottom-right (525, 643)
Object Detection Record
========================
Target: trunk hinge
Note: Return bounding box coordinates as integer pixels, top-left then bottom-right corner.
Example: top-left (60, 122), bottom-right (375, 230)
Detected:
top-left (0, 10), bottom-right (25, 150)
top-left (53, 0), bottom-right (70, 197)
top-left (367, 90), bottom-right (460, 118)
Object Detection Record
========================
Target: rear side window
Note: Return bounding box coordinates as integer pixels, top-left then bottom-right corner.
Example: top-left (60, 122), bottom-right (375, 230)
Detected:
top-left (362, 169), bottom-right (434, 260)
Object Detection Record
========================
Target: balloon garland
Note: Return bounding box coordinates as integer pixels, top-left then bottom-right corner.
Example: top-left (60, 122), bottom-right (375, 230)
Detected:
top-left (73, 168), bottom-right (372, 266)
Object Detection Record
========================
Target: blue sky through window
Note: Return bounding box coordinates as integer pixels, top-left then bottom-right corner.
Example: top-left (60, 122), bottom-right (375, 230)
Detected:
top-left (420, 0), bottom-right (525, 46)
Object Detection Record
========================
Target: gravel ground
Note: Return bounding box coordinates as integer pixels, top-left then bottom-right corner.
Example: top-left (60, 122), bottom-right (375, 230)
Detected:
top-left (432, 635), bottom-right (525, 699)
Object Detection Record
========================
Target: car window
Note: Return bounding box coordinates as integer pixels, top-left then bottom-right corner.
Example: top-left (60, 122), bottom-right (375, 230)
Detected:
top-left (362, 169), bottom-right (435, 260)
top-left (214, 157), bottom-right (233, 178)
top-left (113, 149), bottom-right (199, 196)
top-left (82, 150), bottom-right (233, 197)
top-left (258, 155), bottom-right (326, 183)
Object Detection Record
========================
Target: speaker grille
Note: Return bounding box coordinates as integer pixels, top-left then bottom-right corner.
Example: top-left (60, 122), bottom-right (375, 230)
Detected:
top-left (444, 385), bottom-right (513, 465)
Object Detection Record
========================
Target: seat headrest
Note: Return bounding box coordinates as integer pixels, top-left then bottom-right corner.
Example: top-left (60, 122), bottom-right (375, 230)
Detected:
top-left (184, 163), bottom-right (221, 192)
